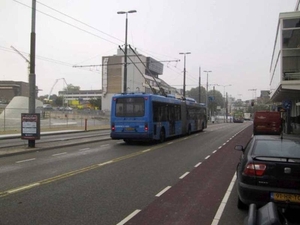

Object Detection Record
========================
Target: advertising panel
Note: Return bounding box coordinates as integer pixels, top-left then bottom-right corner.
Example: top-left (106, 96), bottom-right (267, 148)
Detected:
top-left (146, 57), bottom-right (164, 75)
top-left (21, 113), bottom-right (40, 140)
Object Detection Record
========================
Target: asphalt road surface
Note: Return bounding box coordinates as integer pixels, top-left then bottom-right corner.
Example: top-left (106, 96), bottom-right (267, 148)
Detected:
top-left (2, 122), bottom-right (298, 225)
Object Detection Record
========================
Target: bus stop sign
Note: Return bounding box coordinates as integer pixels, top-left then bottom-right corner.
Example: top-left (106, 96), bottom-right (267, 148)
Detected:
top-left (283, 100), bottom-right (292, 110)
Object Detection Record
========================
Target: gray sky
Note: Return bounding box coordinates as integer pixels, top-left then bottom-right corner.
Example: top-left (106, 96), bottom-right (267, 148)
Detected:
top-left (0, 0), bottom-right (297, 101)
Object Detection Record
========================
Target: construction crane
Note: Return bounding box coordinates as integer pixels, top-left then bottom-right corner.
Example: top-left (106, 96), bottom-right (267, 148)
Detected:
top-left (46, 78), bottom-right (68, 102)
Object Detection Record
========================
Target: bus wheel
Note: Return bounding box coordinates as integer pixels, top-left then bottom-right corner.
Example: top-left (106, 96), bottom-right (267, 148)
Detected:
top-left (159, 129), bottom-right (165, 143)
top-left (201, 122), bottom-right (205, 132)
top-left (188, 125), bottom-right (192, 135)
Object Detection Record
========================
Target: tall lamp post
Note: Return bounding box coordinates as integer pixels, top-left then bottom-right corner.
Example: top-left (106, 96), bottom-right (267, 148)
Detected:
top-left (117, 10), bottom-right (137, 93)
top-left (179, 52), bottom-right (191, 98)
top-left (218, 84), bottom-right (231, 122)
top-left (204, 70), bottom-right (212, 119)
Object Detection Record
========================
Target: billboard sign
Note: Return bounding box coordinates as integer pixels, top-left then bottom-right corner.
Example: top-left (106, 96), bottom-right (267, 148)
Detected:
top-left (21, 113), bottom-right (40, 140)
top-left (146, 57), bottom-right (164, 75)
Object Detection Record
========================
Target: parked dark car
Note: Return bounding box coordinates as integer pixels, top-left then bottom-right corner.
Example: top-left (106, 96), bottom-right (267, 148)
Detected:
top-left (235, 135), bottom-right (300, 210)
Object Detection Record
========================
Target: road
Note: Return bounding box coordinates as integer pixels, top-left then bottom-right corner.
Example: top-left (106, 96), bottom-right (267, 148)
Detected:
top-left (0, 122), bottom-right (269, 224)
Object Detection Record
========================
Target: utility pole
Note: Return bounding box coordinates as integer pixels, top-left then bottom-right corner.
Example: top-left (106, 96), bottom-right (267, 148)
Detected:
top-left (28, 0), bottom-right (37, 148)
top-left (199, 67), bottom-right (201, 103)
top-left (179, 52), bottom-right (191, 98)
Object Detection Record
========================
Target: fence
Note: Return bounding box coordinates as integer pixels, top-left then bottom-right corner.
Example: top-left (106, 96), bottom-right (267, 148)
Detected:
top-left (0, 107), bottom-right (110, 134)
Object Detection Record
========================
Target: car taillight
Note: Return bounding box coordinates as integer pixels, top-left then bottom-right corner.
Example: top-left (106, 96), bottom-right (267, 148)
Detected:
top-left (144, 123), bottom-right (148, 132)
top-left (243, 163), bottom-right (266, 176)
top-left (111, 123), bottom-right (115, 131)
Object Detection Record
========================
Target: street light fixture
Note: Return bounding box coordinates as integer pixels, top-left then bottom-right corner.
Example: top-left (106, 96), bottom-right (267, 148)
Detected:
top-left (117, 10), bottom-right (137, 93)
top-left (179, 52), bottom-right (191, 98)
top-left (204, 70), bottom-right (212, 119)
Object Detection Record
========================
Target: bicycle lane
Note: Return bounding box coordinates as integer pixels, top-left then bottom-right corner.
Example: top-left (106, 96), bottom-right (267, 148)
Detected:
top-left (124, 126), bottom-right (253, 225)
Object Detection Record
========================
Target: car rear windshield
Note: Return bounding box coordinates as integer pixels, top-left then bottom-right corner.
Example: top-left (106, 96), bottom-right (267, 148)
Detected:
top-left (253, 140), bottom-right (300, 159)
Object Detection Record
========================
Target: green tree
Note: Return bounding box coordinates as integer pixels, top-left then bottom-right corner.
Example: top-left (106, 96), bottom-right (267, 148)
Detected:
top-left (187, 86), bottom-right (206, 103)
top-left (207, 89), bottom-right (223, 115)
top-left (64, 84), bottom-right (80, 92)
top-left (55, 96), bottom-right (63, 106)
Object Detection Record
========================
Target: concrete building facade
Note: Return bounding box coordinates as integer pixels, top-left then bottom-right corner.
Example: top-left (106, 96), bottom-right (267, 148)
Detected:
top-left (270, 9), bottom-right (300, 133)
top-left (0, 80), bottom-right (38, 103)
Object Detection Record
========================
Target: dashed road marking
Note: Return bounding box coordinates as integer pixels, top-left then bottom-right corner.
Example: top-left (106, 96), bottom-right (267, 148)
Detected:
top-left (16, 158), bottom-right (36, 164)
top-left (117, 209), bottom-right (141, 225)
top-left (156, 186), bottom-right (171, 197)
top-left (179, 172), bottom-right (190, 179)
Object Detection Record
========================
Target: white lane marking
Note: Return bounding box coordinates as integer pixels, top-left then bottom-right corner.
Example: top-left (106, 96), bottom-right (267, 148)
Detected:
top-left (218, 146), bottom-right (222, 149)
top-left (179, 172), bottom-right (189, 179)
top-left (156, 186), bottom-right (171, 197)
top-left (212, 150), bottom-right (217, 154)
top-left (98, 160), bottom-right (113, 166)
top-left (205, 155), bottom-right (210, 160)
top-left (117, 209), bottom-right (141, 225)
top-left (101, 144), bottom-right (109, 147)
top-left (79, 148), bottom-right (90, 151)
top-left (52, 152), bottom-right (67, 157)
top-left (117, 141), bottom-right (124, 144)
top-left (195, 162), bottom-right (202, 167)
top-left (8, 183), bottom-right (40, 194)
top-left (211, 173), bottom-right (237, 225)
top-left (142, 149), bottom-right (151, 153)
top-left (167, 142), bottom-right (173, 145)
top-left (222, 143), bottom-right (226, 146)
top-left (183, 137), bottom-right (188, 140)
top-left (16, 158), bottom-right (36, 164)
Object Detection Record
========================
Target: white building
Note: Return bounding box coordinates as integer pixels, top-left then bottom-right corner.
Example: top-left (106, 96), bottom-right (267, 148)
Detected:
top-left (270, 4), bottom-right (300, 133)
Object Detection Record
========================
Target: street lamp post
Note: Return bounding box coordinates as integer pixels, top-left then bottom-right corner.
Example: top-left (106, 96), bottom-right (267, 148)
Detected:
top-left (204, 70), bottom-right (212, 120)
top-left (220, 84), bottom-right (232, 122)
top-left (117, 10), bottom-right (137, 93)
top-left (179, 52), bottom-right (191, 98)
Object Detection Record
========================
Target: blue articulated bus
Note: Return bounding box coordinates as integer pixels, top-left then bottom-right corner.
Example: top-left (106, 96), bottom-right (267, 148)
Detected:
top-left (110, 92), bottom-right (207, 143)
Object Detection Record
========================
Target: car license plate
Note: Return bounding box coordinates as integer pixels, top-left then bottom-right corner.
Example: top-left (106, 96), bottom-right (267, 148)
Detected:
top-left (125, 127), bottom-right (135, 131)
top-left (271, 192), bottom-right (300, 203)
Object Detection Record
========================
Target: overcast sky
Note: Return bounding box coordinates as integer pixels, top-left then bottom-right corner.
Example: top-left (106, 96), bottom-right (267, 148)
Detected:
top-left (0, 0), bottom-right (298, 101)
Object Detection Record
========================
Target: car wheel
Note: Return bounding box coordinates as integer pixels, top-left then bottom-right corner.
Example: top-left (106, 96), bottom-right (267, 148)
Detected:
top-left (237, 197), bottom-right (248, 210)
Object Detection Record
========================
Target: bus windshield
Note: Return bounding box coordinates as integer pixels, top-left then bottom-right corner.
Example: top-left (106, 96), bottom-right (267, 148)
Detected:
top-left (115, 97), bottom-right (145, 117)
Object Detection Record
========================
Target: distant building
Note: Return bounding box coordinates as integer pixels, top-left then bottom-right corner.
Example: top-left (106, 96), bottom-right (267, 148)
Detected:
top-left (0, 80), bottom-right (38, 103)
top-left (58, 89), bottom-right (102, 108)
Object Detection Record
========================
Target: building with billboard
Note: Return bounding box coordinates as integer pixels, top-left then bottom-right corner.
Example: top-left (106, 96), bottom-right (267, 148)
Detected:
top-left (101, 48), bottom-right (176, 111)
